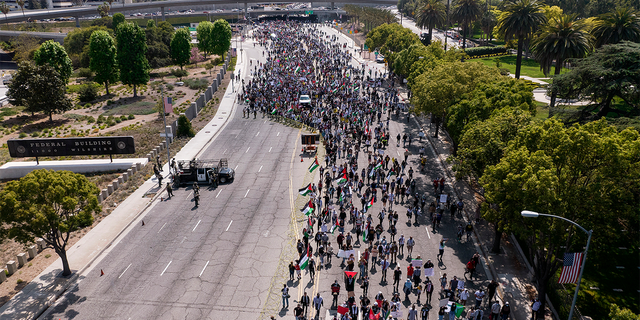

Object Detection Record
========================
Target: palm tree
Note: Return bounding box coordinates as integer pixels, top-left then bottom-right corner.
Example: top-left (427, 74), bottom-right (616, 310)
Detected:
top-left (531, 14), bottom-right (592, 109)
top-left (452, 0), bottom-right (482, 50)
top-left (592, 7), bottom-right (640, 47)
top-left (480, 8), bottom-right (497, 45)
top-left (415, 0), bottom-right (446, 44)
top-left (0, 2), bottom-right (9, 19)
top-left (497, 0), bottom-right (546, 79)
top-left (16, 0), bottom-right (24, 16)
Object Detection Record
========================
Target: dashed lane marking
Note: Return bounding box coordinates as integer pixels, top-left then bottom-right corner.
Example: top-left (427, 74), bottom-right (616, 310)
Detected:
top-left (269, 147), bottom-right (272, 152)
top-left (226, 220), bottom-right (233, 231)
top-left (259, 165), bottom-right (263, 172)
top-left (193, 220), bottom-right (201, 232)
top-left (426, 227), bottom-right (431, 239)
top-left (245, 189), bottom-right (250, 197)
top-left (199, 261), bottom-right (209, 277)
top-left (118, 263), bottom-right (132, 279)
top-left (160, 261), bottom-right (172, 276)
top-left (256, 131), bottom-right (260, 137)
top-left (246, 147), bottom-right (251, 153)
top-left (216, 190), bottom-right (222, 198)
top-left (158, 223), bottom-right (166, 234)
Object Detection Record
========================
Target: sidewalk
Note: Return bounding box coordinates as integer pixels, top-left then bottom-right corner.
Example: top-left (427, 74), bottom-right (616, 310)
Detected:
top-left (397, 89), bottom-right (555, 320)
top-left (0, 49), bottom-right (247, 320)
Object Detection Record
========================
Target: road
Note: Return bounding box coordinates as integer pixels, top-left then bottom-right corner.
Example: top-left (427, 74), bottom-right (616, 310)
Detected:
top-left (43, 37), bottom-right (303, 319)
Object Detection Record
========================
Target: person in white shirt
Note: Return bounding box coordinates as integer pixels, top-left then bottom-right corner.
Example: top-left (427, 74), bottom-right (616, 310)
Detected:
top-left (491, 301), bottom-right (501, 319)
top-left (459, 288), bottom-right (470, 305)
top-left (313, 293), bottom-right (324, 318)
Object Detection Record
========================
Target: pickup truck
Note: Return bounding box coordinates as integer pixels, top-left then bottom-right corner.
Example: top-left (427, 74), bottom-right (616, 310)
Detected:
top-left (173, 158), bottom-right (235, 186)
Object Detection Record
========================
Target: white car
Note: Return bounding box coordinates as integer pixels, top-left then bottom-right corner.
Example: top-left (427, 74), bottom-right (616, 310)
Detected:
top-left (299, 95), bottom-right (311, 105)
top-left (376, 55), bottom-right (385, 63)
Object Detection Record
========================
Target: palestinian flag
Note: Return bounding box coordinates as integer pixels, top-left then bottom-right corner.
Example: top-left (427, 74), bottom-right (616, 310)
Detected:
top-left (330, 222), bottom-right (339, 234)
top-left (287, 107), bottom-right (293, 113)
top-left (308, 216), bottom-right (314, 227)
top-left (339, 191), bottom-right (344, 203)
top-left (301, 201), bottom-right (314, 216)
top-left (362, 226), bottom-right (368, 242)
top-left (383, 308), bottom-right (391, 319)
top-left (335, 174), bottom-right (347, 185)
top-left (366, 197), bottom-right (374, 210)
top-left (299, 183), bottom-right (313, 196)
top-left (294, 66), bottom-right (300, 74)
top-left (299, 248), bottom-right (309, 270)
top-left (271, 107), bottom-right (277, 115)
top-left (308, 158), bottom-right (319, 173)
top-left (386, 169), bottom-right (397, 180)
top-left (374, 162), bottom-right (383, 171)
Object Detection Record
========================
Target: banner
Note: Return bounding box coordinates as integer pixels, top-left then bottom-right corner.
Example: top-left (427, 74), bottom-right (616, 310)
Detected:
top-left (439, 194), bottom-right (448, 203)
top-left (425, 267), bottom-right (435, 277)
top-left (411, 259), bottom-right (423, 268)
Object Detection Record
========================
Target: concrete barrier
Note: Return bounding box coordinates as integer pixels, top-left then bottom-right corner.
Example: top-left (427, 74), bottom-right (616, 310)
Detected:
top-left (122, 172), bottom-right (128, 182)
top-left (107, 184), bottom-right (114, 194)
top-left (130, 165), bottom-right (137, 174)
top-left (16, 253), bottom-right (27, 268)
top-left (27, 246), bottom-right (36, 260)
top-left (117, 176), bottom-right (124, 186)
top-left (6, 261), bottom-right (16, 275)
top-left (136, 162), bottom-right (142, 171)
top-left (112, 180), bottom-right (119, 191)
top-left (0, 269), bottom-right (5, 283)
top-left (127, 168), bottom-right (133, 177)
top-left (36, 239), bottom-right (45, 252)
top-left (101, 189), bottom-right (108, 201)
top-left (146, 153), bottom-right (152, 161)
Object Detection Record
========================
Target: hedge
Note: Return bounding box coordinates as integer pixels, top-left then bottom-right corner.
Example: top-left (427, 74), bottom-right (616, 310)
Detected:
top-left (465, 46), bottom-right (508, 58)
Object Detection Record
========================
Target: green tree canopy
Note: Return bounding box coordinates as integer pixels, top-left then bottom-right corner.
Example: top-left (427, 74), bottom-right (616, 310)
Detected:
top-left (453, 0), bottom-right (483, 49)
top-left (8, 62), bottom-right (72, 122)
top-left (0, 169), bottom-right (100, 276)
top-left (211, 19), bottom-right (232, 58)
top-left (549, 41), bottom-right (640, 118)
top-left (63, 26), bottom-right (111, 68)
top-left (171, 27), bottom-right (191, 69)
top-left (592, 7), bottom-right (640, 47)
top-left (366, 23), bottom-right (420, 68)
top-left (116, 22), bottom-right (150, 97)
top-left (145, 20), bottom-right (174, 68)
top-left (34, 40), bottom-right (73, 85)
top-left (196, 20), bottom-right (215, 57)
top-left (112, 12), bottom-right (125, 31)
top-left (415, 0), bottom-right (446, 44)
top-left (411, 61), bottom-right (501, 136)
top-left (89, 30), bottom-right (118, 95)
top-left (480, 119), bottom-right (640, 317)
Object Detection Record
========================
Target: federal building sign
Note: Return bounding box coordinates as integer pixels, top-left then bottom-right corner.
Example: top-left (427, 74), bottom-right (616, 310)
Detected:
top-left (7, 137), bottom-right (136, 158)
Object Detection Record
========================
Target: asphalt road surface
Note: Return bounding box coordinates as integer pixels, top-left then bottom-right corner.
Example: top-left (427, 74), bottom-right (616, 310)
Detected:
top-left (44, 53), bottom-right (299, 319)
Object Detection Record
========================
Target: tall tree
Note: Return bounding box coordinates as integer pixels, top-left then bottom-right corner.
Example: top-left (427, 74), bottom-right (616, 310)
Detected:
top-left (116, 22), bottom-right (150, 98)
top-left (411, 61), bottom-right (500, 137)
top-left (112, 12), bottom-right (125, 31)
top-left (211, 19), bottom-right (232, 59)
top-left (171, 27), bottom-right (191, 69)
top-left (34, 40), bottom-right (73, 85)
top-left (0, 2), bottom-right (9, 19)
top-left (415, 0), bottom-right (447, 44)
top-left (0, 169), bottom-right (100, 277)
top-left (480, 119), bottom-right (640, 319)
top-left (530, 14), bottom-right (592, 110)
top-left (16, 0), bottom-right (24, 16)
top-left (592, 7), bottom-right (640, 47)
top-left (549, 41), bottom-right (640, 118)
top-left (452, 0), bottom-right (482, 49)
top-left (497, 0), bottom-right (547, 78)
top-left (196, 20), bottom-right (215, 57)
top-left (97, 1), bottom-right (109, 18)
top-left (8, 62), bottom-right (72, 122)
top-left (89, 30), bottom-right (118, 95)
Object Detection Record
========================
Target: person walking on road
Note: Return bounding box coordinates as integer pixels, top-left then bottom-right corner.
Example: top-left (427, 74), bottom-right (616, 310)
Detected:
top-left (487, 279), bottom-right (499, 302)
top-left (437, 239), bottom-right (446, 260)
top-left (166, 182), bottom-right (173, 198)
top-left (393, 267), bottom-right (402, 290)
top-left (491, 301), bottom-right (501, 320)
top-left (313, 293), bottom-right (324, 319)
top-left (331, 280), bottom-right (341, 308)
top-left (381, 257), bottom-right (390, 282)
top-left (501, 301), bottom-right (511, 319)
top-left (281, 284), bottom-right (289, 309)
top-left (531, 298), bottom-right (542, 320)
top-left (408, 304), bottom-right (418, 320)
top-left (424, 278), bottom-right (434, 304)
top-left (407, 236), bottom-right (415, 257)
top-left (301, 292), bottom-right (310, 316)
top-left (474, 289), bottom-right (485, 308)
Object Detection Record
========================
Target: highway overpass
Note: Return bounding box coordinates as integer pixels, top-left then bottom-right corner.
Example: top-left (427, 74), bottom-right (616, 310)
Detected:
top-left (0, 0), bottom-right (397, 26)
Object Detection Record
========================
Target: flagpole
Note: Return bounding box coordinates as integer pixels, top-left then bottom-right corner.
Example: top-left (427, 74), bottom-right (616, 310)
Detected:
top-left (520, 211), bottom-right (592, 320)
top-left (161, 87), bottom-right (172, 179)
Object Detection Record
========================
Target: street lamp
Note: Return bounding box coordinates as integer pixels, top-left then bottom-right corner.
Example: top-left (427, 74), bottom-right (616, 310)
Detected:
top-left (520, 210), bottom-right (593, 320)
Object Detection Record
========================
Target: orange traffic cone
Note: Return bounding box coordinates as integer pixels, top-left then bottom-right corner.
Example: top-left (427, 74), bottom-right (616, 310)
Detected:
top-left (142, 220), bottom-right (145, 226)
top-left (100, 269), bottom-right (104, 276)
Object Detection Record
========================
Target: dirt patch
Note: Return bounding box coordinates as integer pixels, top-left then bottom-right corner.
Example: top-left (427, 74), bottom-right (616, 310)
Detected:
top-left (0, 59), bottom-right (234, 306)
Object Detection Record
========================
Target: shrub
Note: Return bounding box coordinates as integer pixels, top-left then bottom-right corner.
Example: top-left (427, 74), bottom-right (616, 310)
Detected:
top-left (78, 84), bottom-right (99, 102)
top-left (30, 132), bottom-right (39, 137)
top-left (171, 68), bottom-right (189, 80)
top-left (212, 57), bottom-right (222, 65)
top-left (166, 84), bottom-right (174, 91)
top-left (115, 117), bottom-right (122, 124)
top-left (87, 116), bottom-right (96, 123)
top-left (18, 132), bottom-right (27, 138)
top-left (77, 68), bottom-right (93, 78)
top-left (119, 115), bottom-right (127, 121)
top-left (177, 114), bottom-right (195, 137)
top-left (465, 46), bottom-right (508, 58)
top-left (183, 78), bottom-right (209, 90)
top-left (106, 115), bottom-right (116, 126)
top-left (128, 114), bottom-right (135, 120)
top-left (96, 115), bottom-right (105, 124)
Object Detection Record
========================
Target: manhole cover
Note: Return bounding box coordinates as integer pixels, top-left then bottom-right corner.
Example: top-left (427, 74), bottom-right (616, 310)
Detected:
top-left (205, 131), bottom-right (210, 133)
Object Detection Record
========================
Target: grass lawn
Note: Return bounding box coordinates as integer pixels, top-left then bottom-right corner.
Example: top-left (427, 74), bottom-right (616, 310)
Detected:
top-left (102, 101), bottom-right (157, 116)
top-left (534, 101), bottom-right (549, 120)
top-left (472, 55), bottom-right (567, 79)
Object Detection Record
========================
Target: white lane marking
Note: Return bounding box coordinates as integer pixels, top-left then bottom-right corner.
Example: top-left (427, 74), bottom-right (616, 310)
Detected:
top-left (358, 250), bottom-right (361, 261)
top-left (119, 263), bottom-right (132, 279)
top-left (244, 189), bottom-right (250, 197)
top-left (425, 227), bottom-right (431, 239)
top-left (186, 191), bottom-right (193, 200)
top-left (269, 147), bottom-right (272, 152)
top-left (158, 222), bottom-right (167, 233)
top-left (397, 151), bottom-right (400, 157)
top-left (277, 132), bottom-right (280, 136)
top-left (258, 165), bottom-right (263, 172)
top-left (216, 190), bottom-right (222, 198)
top-left (264, 120), bottom-right (267, 124)
top-left (256, 131), bottom-right (260, 137)
top-left (193, 220), bottom-right (201, 232)
top-left (223, 149), bottom-right (227, 154)
top-left (160, 261), bottom-right (172, 276)
top-left (199, 261), bottom-right (210, 277)
top-left (246, 147), bottom-right (250, 153)
top-left (226, 220), bottom-right (233, 231)
top-left (181, 236), bottom-right (186, 244)
top-left (234, 165), bottom-right (238, 170)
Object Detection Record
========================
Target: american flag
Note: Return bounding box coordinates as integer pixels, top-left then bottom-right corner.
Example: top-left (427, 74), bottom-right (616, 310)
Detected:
top-left (163, 97), bottom-right (173, 114)
top-left (558, 252), bottom-right (583, 283)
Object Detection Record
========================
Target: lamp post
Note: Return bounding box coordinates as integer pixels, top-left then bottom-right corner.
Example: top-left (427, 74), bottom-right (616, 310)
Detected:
top-left (520, 210), bottom-right (593, 320)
